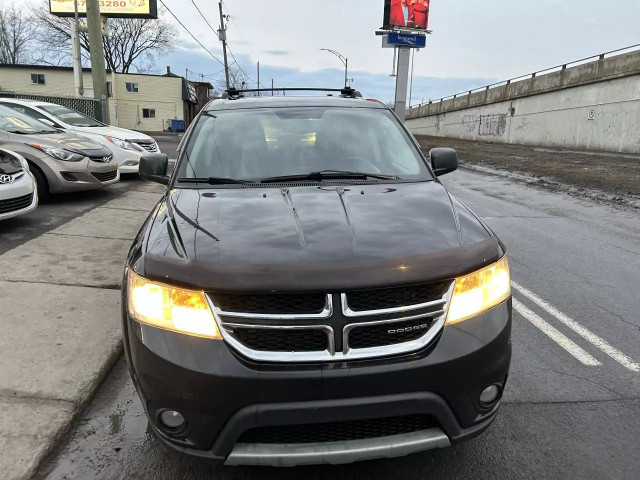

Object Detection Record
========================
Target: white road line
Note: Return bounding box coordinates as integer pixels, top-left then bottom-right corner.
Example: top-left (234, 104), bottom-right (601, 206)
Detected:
top-left (512, 281), bottom-right (640, 372)
top-left (512, 298), bottom-right (602, 366)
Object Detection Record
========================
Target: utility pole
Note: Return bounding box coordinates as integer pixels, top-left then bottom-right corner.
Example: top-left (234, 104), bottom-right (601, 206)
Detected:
top-left (271, 79), bottom-right (274, 96)
top-left (218, 1), bottom-right (230, 90)
top-left (71, 0), bottom-right (84, 97)
top-left (257, 61), bottom-right (260, 96)
top-left (85, 0), bottom-right (109, 122)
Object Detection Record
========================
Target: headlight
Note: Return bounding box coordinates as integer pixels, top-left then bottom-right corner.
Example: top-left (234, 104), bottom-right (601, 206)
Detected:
top-left (127, 270), bottom-right (221, 339)
top-left (105, 136), bottom-right (141, 151)
top-left (27, 143), bottom-right (84, 162)
top-left (446, 256), bottom-right (510, 325)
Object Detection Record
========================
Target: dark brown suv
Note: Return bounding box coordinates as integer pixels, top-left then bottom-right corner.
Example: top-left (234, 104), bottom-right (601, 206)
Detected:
top-left (122, 88), bottom-right (512, 466)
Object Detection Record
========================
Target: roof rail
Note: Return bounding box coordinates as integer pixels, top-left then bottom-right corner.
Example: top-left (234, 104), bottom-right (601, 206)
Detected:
top-left (222, 87), bottom-right (362, 99)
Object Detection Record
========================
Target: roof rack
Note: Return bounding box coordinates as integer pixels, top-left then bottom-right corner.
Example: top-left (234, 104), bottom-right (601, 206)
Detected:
top-left (222, 87), bottom-right (362, 99)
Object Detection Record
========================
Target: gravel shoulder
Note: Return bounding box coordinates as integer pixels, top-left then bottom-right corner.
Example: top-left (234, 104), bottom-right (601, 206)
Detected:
top-left (416, 135), bottom-right (640, 210)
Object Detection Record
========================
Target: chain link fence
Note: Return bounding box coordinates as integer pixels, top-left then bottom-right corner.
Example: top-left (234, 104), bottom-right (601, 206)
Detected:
top-left (0, 91), bottom-right (103, 122)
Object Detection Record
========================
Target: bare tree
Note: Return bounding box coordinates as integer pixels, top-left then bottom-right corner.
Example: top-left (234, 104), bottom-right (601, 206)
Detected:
top-left (0, 5), bottom-right (35, 64)
top-left (215, 66), bottom-right (256, 92)
top-left (30, 1), bottom-right (178, 73)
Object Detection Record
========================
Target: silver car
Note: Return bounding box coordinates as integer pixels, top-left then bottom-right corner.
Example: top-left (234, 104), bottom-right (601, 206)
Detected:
top-left (0, 148), bottom-right (38, 221)
top-left (0, 104), bottom-right (119, 200)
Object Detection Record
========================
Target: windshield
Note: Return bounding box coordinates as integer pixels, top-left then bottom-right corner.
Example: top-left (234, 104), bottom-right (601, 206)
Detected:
top-left (176, 107), bottom-right (432, 182)
top-left (40, 105), bottom-right (104, 127)
top-left (0, 104), bottom-right (58, 135)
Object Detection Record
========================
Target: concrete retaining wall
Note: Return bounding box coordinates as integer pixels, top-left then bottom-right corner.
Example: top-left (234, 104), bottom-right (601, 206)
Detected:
top-left (405, 50), bottom-right (640, 154)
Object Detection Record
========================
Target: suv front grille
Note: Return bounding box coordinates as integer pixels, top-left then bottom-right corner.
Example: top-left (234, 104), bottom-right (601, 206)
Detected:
top-left (210, 292), bottom-right (326, 315)
top-left (238, 414), bottom-right (438, 444)
top-left (231, 326), bottom-right (328, 352)
top-left (214, 281), bottom-right (453, 363)
top-left (92, 170), bottom-right (118, 182)
top-left (0, 193), bottom-right (33, 214)
top-left (345, 282), bottom-right (450, 312)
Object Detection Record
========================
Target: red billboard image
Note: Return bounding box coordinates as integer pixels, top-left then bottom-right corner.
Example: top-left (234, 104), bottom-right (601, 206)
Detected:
top-left (384, 0), bottom-right (430, 30)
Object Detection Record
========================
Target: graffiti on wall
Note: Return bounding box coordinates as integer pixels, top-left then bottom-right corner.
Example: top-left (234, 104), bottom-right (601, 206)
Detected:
top-left (461, 114), bottom-right (507, 137)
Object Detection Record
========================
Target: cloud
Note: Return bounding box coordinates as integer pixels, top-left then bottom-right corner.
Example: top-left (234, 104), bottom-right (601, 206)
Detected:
top-left (264, 50), bottom-right (289, 56)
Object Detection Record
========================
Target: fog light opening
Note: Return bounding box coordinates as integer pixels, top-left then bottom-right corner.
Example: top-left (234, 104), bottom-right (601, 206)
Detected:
top-left (159, 410), bottom-right (186, 431)
top-left (479, 385), bottom-right (501, 407)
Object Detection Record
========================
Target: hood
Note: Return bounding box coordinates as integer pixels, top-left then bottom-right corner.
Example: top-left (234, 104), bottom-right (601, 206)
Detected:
top-left (0, 149), bottom-right (23, 174)
top-left (74, 125), bottom-right (154, 143)
top-left (141, 182), bottom-right (500, 292)
top-left (10, 131), bottom-right (113, 158)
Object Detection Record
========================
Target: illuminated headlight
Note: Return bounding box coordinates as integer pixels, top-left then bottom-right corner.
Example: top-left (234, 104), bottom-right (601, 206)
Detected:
top-left (105, 136), bottom-right (141, 151)
top-left (446, 256), bottom-right (510, 325)
top-left (127, 270), bottom-right (221, 339)
top-left (27, 143), bottom-right (84, 162)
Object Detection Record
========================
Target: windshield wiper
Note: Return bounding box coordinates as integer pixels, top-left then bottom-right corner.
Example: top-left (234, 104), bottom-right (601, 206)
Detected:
top-left (260, 170), bottom-right (399, 183)
top-left (177, 176), bottom-right (256, 185)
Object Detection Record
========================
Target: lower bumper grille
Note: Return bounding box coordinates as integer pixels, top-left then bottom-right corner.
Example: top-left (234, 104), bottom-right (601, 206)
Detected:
top-left (0, 193), bottom-right (33, 214)
top-left (92, 170), bottom-right (118, 182)
top-left (238, 414), bottom-right (438, 444)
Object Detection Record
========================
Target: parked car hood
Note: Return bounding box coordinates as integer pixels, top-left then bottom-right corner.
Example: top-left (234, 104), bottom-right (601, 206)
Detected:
top-left (73, 125), bottom-right (154, 142)
top-left (140, 181), bottom-right (502, 292)
top-left (10, 131), bottom-right (112, 158)
top-left (0, 149), bottom-right (23, 174)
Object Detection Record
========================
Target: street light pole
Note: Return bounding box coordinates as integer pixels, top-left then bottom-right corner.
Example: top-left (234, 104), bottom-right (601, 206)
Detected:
top-left (320, 48), bottom-right (349, 88)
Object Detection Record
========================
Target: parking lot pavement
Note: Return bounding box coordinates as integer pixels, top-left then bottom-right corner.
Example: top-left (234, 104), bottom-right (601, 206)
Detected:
top-left (0, 177), bottom-right (164, 480)
top-left (35, 168), bottom-right (640, 480)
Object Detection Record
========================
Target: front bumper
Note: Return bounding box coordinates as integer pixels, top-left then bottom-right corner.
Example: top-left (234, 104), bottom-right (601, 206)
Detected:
top-left (0, 171), bottom-right (38, 220)
top-left (123, 299), bottom-right (512, 465)
top-left (36, 155), bottom-right (119, 193)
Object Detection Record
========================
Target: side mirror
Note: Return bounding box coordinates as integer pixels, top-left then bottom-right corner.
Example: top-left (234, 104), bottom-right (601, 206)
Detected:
top-left (430, 147), bottom-right (458, 176)
top-left (39, 118), bottom-right (57, 127)
top-left (140, 154), bottom-right (170, 185)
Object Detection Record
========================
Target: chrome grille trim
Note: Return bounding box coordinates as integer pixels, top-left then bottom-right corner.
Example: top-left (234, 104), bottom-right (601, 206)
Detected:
top-left (207, 282), bottom-right (455, 363)
top-left (341, 294), bottom-right (447, 317)
top-left (218, 322), bottom-right (336, 361)
top-left (214, 294), bottom-right (333, 320)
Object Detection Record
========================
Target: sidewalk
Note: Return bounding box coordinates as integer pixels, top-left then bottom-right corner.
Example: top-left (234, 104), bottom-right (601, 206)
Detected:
top-left (0, 182), bottom-right (165, 480)
top-left (415, 135), bottom-right (640, 209)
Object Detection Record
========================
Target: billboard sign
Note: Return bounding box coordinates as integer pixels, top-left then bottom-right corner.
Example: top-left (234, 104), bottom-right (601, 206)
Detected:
top-left (383, 0), bottom-right (430, 30)
top-left (387, 32), bottom-right (426, 48)
top-left (49, 0), bottom-right (158, 19)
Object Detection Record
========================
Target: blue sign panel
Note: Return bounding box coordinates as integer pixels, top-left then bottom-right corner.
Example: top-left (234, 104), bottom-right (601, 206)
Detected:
top-left (388, 33), bottom-right (426, 48)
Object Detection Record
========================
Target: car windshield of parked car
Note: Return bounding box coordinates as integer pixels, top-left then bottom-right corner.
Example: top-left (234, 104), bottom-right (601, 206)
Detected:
top-left (177, 107), bottom-right (432, 182)
top-left (0, 105), bottom-right (58, 135)
top-left (39, 105), bottom-right (104, 127)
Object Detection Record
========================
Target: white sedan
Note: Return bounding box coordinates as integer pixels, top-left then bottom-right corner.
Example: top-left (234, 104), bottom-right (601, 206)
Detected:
top-left (0, 148), bottom-right (38, 221)
top-left (0, 99), bottom-right (161, 174)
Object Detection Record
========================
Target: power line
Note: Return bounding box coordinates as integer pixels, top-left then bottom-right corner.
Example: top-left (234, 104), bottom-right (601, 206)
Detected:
top-left (158, 0), bottom-right (225, 67)
top-left (221, 1), bottom-right (268, 88)
top-left (188, 0), bottom-right (251, 87)
top-left (190, 0), bottom-right (220, 40)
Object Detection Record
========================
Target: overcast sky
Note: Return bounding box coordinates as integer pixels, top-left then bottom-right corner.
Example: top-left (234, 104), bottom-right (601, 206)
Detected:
top-left (14, 0), bottom-right (640, 103)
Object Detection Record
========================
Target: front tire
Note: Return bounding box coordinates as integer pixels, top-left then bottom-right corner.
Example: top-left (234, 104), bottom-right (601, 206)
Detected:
top-left (30, 165), bottom-right (50, 202)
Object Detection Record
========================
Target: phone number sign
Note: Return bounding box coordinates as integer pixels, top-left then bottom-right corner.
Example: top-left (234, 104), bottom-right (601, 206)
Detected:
top-left (49, 0), bottom-right (157, 19)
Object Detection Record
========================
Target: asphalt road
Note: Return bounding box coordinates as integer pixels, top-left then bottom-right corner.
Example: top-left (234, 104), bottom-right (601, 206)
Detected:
top-left (6, 158), bottom-right (636, 479)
